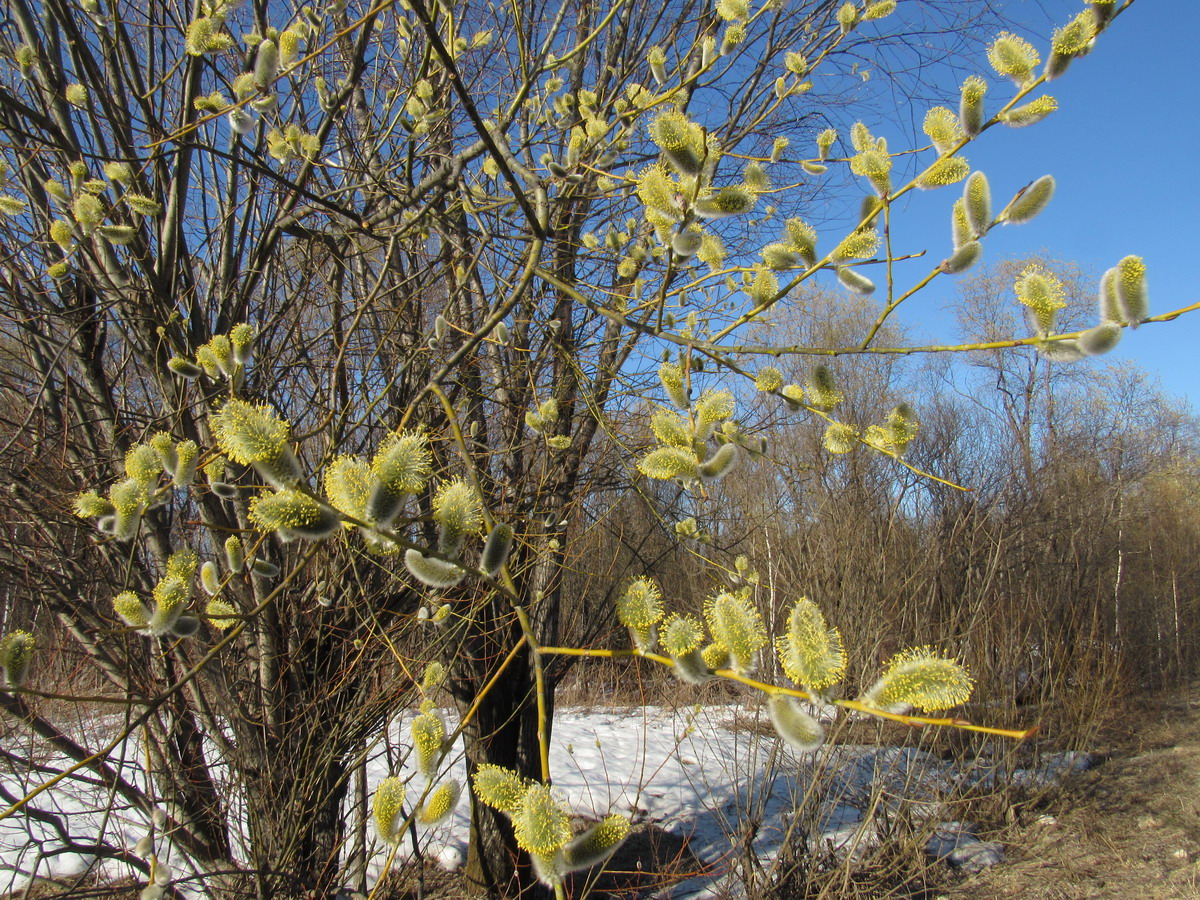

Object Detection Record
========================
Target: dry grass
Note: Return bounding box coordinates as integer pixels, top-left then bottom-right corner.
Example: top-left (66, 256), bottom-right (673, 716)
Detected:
top-left (0, 874), bottom-right (141, 900)
top-left (940, 683), bottom-right (1200, 899)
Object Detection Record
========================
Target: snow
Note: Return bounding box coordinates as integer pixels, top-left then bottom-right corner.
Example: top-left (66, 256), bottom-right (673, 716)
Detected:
top-left (0, 702), bottom-right (1082, 897)
top-left (926, 822), bottom-right (1006, 873)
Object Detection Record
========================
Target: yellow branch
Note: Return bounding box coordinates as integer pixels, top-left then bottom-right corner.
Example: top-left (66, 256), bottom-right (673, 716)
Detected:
top-left (536, 646), bottom-right (1034, 741)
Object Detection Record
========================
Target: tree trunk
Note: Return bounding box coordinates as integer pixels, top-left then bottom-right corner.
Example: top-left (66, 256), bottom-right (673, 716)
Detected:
top-left (456, 594), bottom-right (554, 899)
top-left (244, 747), bottom-right (349, 897)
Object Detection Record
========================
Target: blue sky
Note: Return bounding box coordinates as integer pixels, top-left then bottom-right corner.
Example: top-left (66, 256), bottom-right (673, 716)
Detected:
top-left (977, 0), bottom-right (1196, 405)
top-left (825, 0), bottom-right (1197, 406)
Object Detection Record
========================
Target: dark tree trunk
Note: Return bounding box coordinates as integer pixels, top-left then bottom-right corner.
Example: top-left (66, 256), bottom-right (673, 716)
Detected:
top-left (242, 737), bottom-right (350, 897)
top-left (455, 592), bottom-right (554, 899)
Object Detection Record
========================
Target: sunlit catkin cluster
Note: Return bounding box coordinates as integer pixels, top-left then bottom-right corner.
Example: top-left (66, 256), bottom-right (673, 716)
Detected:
top-left (73, 425), bottom-right (204, 542)
top-left (168, 324), bottom-right (255, 385)
top-left (73, 323), bottom-right (516, 647)
top-left (371, 662), bottom-right (464, 844)
top-left (472, 764), bottom-right (630, 888)
top-left (637, 361), bottom-right (763, 491)
top-left (614, 558), bottom-right (974, 754)
top-left (0, 630), bottom-right (35, 688)
top-left (1013, 253), bottom-right (1148, 362)
top-left (112, 549), bottom-right (202, 638)
top-left (3, 154), bottom-right (164, 278)
top-left (187, 346), bottom-right (508, 588)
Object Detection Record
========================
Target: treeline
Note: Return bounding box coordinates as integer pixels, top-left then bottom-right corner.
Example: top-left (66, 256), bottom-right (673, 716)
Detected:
top-left (560, 262), bottom-right (1200, 740)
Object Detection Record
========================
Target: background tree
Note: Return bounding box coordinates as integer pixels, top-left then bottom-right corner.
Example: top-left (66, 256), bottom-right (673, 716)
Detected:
top-left (688, 256), bottom-right (1199, 740)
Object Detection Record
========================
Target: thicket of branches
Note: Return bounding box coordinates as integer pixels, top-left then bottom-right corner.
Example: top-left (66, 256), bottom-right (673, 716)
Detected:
top-left (565, 268), bottom-right (1199, 723)
top-left (0, 0), bottom-right (1192, 897)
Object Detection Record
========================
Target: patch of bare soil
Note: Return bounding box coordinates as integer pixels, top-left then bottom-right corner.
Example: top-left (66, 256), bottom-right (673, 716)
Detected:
top-left (942, 687), bottom-right (1200, 900)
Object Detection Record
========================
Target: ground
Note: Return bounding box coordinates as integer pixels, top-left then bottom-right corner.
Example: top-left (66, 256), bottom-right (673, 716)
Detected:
top-left (943, 684), bottom-right (1200, 900)
top-left (10, 688), bottom-right (1200, 899)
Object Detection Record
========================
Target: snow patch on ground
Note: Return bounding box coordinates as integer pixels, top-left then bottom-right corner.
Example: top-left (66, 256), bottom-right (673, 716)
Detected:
top-left (0, 704), bottom-right (1080, 897)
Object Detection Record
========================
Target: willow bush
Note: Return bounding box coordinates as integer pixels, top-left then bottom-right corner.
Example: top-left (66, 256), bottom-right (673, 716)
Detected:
top-left (0, 0), bottom-right (1186, 897)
